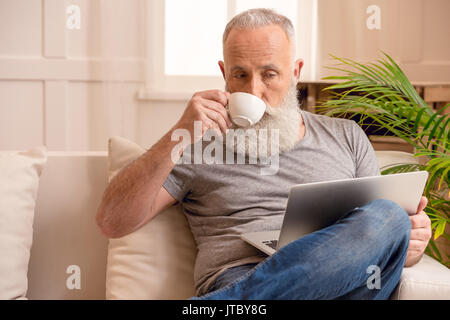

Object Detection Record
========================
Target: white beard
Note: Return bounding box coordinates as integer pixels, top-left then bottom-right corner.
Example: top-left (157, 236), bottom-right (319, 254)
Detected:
top-left (222, 80), bottom-right (301, 160)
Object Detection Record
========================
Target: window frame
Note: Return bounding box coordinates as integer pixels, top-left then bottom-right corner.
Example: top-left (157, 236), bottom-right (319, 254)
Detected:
top-left (138, 0), bottom-right (318, 101)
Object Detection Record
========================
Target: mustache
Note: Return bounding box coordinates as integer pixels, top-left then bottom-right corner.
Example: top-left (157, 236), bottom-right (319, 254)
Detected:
top-left (225, 82), bottom-right (298, 129)
top-left (222, 80), bottom-right (300, 158)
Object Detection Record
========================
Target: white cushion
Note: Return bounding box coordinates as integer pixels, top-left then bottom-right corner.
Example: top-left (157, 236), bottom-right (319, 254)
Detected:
top-left (0, 147), bottom-right (47, 299)
top-left (105, 136), bottom-right (197, 300)
top-left (391, 255), bottom-right (450, 300)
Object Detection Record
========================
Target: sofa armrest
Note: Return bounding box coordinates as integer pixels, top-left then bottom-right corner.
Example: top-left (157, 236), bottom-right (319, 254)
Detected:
top-left (390, 254), bottom-right (450, 299)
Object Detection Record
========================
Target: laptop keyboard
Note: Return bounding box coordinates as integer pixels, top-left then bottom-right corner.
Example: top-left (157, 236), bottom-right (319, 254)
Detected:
top-left (262, 239), bottom-right (278, 250)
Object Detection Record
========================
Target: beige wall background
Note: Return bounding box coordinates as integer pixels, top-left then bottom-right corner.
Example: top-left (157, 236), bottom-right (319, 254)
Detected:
top-left (0, 0), bottom-right (449, 152)
top-left (317, 0), bottom-right (450, 83)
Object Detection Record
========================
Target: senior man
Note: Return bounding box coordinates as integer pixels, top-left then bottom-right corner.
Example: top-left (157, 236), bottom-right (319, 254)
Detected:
top-left (96, 8), bottom-right (431, 299)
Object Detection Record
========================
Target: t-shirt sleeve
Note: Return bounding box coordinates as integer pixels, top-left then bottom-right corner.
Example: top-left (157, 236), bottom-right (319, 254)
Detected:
top-left (351, 122), bottom-right (381, 178)
top-left (162, 163), bottom-right (195, 203)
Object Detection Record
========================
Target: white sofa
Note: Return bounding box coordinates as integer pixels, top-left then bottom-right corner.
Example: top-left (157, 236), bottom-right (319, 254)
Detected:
top-left (20, 149), bottom-right (450, 299)
top-left (26, 152), bottom-right (109, 299)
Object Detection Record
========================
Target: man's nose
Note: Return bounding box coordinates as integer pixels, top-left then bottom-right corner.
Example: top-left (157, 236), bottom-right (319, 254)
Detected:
top-left (245, 76), bottom-right (264, 99)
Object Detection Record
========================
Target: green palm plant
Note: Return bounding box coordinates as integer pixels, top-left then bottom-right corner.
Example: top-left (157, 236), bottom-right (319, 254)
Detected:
top-left (316, 52), bottom-right (450, 267)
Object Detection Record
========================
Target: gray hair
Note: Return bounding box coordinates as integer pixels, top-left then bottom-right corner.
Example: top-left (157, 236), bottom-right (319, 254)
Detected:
top-left (222, 8), bottom-right (296, 58)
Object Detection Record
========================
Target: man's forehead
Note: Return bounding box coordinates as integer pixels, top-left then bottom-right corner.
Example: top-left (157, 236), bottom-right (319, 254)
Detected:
top-left (225, 25), bottom-right (289, 50)
top-left (223, 25), bottom-right (291, 65)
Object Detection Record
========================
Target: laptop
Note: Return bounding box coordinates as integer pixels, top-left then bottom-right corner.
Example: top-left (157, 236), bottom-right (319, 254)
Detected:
top-left (241, 171), bottom-right (429, 256)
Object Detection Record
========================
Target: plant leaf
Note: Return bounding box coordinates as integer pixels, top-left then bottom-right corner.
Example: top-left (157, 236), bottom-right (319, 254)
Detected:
top-left (434, 221), bottom-right (447, 240)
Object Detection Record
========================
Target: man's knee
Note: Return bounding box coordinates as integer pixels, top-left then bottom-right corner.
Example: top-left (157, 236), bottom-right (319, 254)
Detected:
top-left (359, 198), bottom-right (411, 244)
top-left (368, 198), bottom-right (410, 225)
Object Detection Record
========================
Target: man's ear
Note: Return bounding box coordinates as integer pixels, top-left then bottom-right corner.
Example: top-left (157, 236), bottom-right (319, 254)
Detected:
top-left (293, 59), bottom-right (304, 81)
top-left (218, 61), bottom-right (226, 80)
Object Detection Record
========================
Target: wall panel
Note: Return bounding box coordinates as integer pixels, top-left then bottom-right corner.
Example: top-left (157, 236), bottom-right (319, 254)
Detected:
top-left (0, 0), bottom-right (42, 57)
top-left (0, 81), bottom-right (44, 149)
top-left (0, 0), bottom-right (146, 151)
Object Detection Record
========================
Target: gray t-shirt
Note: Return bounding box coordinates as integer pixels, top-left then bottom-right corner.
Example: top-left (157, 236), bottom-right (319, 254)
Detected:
top-left (162, 109), bottom-right (380, 296)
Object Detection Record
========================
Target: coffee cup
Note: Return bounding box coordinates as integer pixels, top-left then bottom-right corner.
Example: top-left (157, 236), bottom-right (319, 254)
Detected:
top-left (227, 92), bottom-right (267, 127)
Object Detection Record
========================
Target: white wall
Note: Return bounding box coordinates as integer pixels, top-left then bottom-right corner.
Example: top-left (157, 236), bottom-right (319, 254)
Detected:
top-left (0, 0), bottom-right (187, 151)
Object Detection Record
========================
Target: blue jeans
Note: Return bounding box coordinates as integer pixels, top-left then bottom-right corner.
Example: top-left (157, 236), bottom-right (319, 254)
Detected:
top-left (190, 198), bottom-right (411, 300)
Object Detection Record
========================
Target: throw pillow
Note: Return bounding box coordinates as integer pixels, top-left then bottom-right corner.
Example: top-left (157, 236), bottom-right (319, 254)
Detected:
top-left (105, 136), bottom-right (197, 299)
top-left (0, 147), bottom-right (47, 299)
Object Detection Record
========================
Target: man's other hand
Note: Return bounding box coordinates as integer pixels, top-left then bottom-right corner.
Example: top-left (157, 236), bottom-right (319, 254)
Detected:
top-left (174, 90), bottom-right (232, 143)
top-left (405, 196), bottom-right (431, 267)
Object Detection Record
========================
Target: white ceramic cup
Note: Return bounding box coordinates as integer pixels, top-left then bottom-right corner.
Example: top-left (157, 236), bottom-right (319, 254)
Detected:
top-left (227, 92), bottom-right (267, 127)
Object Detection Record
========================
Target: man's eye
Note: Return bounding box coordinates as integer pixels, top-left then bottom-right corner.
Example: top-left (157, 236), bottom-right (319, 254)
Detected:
top-left (234, 73), bottom-right (246, 79)
top-left (264, 73), bottom-right (277, 79)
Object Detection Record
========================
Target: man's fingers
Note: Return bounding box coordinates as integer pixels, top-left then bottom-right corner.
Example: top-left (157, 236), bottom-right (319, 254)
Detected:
top-left (203, 108), bottom-right (228, 135)
top-left (194, 90), bottom-right (229, 107)
top-left (410, 227), bottom-right (432, 242)
top-left (409, 210), bottom-right (431, 229)
top-left (200, 98), bottom-right (233, 127)
top-left (416, 196), bottom-right (428, 214)
top-left (407, 239), bottom-right (427, 254)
